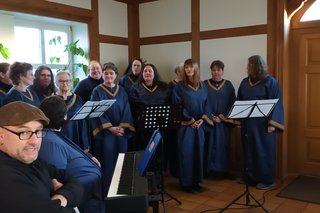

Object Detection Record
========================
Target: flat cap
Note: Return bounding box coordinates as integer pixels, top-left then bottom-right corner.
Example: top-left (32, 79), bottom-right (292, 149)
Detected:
top-left (0, 101), bottom-right (49, 127)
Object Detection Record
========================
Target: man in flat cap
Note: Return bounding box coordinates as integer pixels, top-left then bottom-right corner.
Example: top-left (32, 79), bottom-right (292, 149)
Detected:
top-left (0, 101), bottom-right (83, 213)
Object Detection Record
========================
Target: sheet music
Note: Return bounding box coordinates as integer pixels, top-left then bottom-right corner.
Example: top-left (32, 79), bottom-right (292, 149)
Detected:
top-left (71, 99), bottom-right (116, 120)
top-left (228, 99), bottom-right (279, 119)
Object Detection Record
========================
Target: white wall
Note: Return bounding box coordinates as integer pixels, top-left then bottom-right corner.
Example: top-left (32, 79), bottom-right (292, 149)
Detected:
top-left (0, 13), bottom-right (15, 62)
top-left (200, 35), bottom-right (267, 92)
top-left (99, 43), bottom-right (128, 79)
top-left (138, 0), bottom-right (268, 91)
top-left (139, 0), bottom-right (191, 37)
top-left (140, 42), bottom-right (191, 82)
top-left (200, 0), bottom-right (267, 31)
top-left (45, 0), bottom-right (91, 9)
top-left (98, 0), bottom-right (128, 37)
top-left (98, 0), bottom-right (129, 82)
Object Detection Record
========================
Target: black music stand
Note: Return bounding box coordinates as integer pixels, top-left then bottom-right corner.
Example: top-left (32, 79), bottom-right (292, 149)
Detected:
top-left (219, 99), bottom-right (279, 213)
top-left (70, 99), bottom-right (116, 120)
top-left (139, 104), bottom-right (182, 213)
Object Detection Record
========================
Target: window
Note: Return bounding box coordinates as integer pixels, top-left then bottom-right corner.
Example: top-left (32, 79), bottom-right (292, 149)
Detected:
top-left (301, 0), bottom-right (320, 22)
top-left (13, 18), bottom-right (71, 74)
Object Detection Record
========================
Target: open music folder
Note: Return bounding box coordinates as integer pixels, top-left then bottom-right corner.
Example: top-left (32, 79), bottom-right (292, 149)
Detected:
top-left (70, 99), bottom-right (116, 120)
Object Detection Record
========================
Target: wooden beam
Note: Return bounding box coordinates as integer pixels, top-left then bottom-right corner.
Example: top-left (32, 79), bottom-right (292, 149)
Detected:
top-left (89, 0), bottom-right (100, 61)
top-left (191, 0), bottom-right (200, 63)
top-left (114, 0), bottom-right (158, 4)
top-left (99, 35), bottom-right (128, 45)
top-left (0, 0), bottom-right (92, 23)
top-left (140, 33), bottom-right (191, 45)
top-left (200, 25), bottom-right (267, 40)
top-left (127, 2), bottom-right (140, 60)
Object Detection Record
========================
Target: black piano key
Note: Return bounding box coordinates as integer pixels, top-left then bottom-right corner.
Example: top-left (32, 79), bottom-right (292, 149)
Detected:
top-left (117, 152), bottom-right (135, 195)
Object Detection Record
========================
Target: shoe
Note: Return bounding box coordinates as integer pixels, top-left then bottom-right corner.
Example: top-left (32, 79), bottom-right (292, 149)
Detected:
top-left (256, 183), bottom-right (275, 190)
top-left (192, 184), bottom-right (204, 192)
top-left (181, 186), bottom-right (193, 193)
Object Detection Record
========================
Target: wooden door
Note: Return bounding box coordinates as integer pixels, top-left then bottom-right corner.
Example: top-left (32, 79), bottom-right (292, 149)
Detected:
top-left (297, 32), bottom-right (320, 175)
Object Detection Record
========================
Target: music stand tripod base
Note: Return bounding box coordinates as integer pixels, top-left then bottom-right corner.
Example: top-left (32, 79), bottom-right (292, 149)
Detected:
top-left (140, 105), bottom-right (182, 212)
top-left (220, 99), bottom-right (278, 213)
top-left (219, 183), bottom-right (268, 212)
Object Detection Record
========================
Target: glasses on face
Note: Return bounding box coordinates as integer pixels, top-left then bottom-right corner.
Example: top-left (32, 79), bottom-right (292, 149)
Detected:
top-left (1, 126), bottom-right (47, 140)
top-left (58, 79), bottom-right (72, 84)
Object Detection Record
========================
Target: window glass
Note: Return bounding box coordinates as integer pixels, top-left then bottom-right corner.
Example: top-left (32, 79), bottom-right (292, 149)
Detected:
top-left (301, 0), bottom-right (320, 22)
top-left (14, 26), bottom-right (41, 63)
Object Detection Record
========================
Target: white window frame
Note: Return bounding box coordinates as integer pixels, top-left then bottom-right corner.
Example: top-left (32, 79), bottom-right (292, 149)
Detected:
top-left (14, 18), bottom-right (72, 73)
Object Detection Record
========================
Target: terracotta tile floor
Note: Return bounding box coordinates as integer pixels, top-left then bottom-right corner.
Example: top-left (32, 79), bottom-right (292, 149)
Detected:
top-left (148, 174), bottom-right (320, 213)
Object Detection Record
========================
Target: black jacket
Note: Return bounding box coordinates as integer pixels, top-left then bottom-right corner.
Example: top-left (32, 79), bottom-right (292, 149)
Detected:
top-left (0, 151), bottom-right (83, 213)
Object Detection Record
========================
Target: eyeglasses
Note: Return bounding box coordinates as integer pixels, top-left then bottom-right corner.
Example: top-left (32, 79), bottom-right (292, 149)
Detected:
top-left (57, 79), bottom-right (72, 84)
top-left (1, 126), bottom-right (47, 140)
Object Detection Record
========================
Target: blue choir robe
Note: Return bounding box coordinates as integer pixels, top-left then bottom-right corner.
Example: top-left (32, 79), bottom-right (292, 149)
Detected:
top-left (0, 91), bottom-right (5, 107)
top-left (0, 82), bottom-right (12, 107)
top-left (172, 82), bottom-right (207, 187)
top-left (129, 81), bottom-right (171, 150)
top-left (59, 93), bottom-right (90, 151)
top-left (237, 75), bottom-right (284, 185)
top-left (39, 130), bottom-right (104, 213)
top-left (118, 74), bottom-right (139, 94)
top-left (203, 79), bottom-right (236, 174)
top-left (167, 80), bottom-right (180, 176)
top-left (73, 76), bottom-right (104, 103)
top-left (90, 84), bottom-right (135, 192)
top-left (6, 87), bottom-right (40, 107)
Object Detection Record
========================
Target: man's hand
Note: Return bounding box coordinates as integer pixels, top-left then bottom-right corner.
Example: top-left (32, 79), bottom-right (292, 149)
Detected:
top-left (91, 156), bottom-right (101, 167)
top-left (51, 179), bottom-right (68, 207)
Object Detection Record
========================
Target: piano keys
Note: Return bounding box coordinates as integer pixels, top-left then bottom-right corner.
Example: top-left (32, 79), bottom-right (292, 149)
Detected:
top-left (106, 152), bottom-right (149, 213)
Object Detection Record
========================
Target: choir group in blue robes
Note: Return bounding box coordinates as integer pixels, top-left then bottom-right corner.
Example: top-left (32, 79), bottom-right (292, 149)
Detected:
top-left (90, 84), bottom-right (135, 193)
top-left (59, 93), bottom-right (91, 150)
top-left (6, 87), bottom-right (40, 107)
top-left (237, 75), bottom-right (284, 186)
top-left (203, 79), bottom-right (236, 175)
top-left (39, 130), bottom-right (104, 213)
top-left (172, 82), bottom-right (207, 188)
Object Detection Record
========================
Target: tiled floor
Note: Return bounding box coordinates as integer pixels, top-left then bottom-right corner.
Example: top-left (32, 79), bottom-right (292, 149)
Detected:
top-left (148, 174), bottom-right (320, 213)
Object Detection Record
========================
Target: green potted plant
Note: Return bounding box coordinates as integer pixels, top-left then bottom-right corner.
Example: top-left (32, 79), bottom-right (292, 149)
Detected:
top-left (49, 36), bottom-right (88, 88)
top-left (0, 43), bottom-right (10, 60)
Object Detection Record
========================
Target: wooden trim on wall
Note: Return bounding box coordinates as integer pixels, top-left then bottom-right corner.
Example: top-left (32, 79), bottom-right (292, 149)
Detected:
top-left (0, 0), bottom-right (92, 23)
top-left (99, 35), bottom-right (128, 45)
top-left (114, 0), bottom-right (158, 4)
top-left (290, 0), bottom-right (315, 29)
top-left (140, 33), bottom-right (191, 45)
top-left (127, 2), bottom-right (140, 60)
top-left (191, 0), bottom-right (200, 63)
top-left (89, 0), bottom-right (100, 61)
top-left (200, 25), bottom-right (267, 40)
